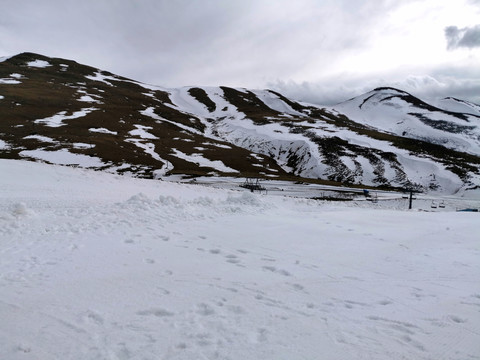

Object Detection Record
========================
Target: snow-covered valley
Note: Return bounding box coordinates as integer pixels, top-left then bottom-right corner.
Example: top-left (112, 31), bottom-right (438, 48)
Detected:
top-left (1, 159), bottom-right (479, 360)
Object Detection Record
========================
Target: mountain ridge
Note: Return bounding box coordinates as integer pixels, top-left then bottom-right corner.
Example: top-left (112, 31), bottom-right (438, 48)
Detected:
top-left (1, 52), bottom-right (479, 194)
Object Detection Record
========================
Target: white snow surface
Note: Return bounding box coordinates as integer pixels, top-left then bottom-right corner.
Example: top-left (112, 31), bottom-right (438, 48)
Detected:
top-left (171, 149), bottom-right (239, 173)
top-left (129, 124), bottom-right (159, 139)
top-left (19, 149), bottom-right (106, 168)
top-left (435, 97), bottom-right (480, 116)
top-left (72, 142), bottom-right (94, 149)
top-left (251, 89), bottom-right (305, 117)
top-left (1, 159), bottom-right (479, 360)
top-left (0, 78), bottom-right (21, 84)
top-left (34, 108), bottom-right (98, 127)
top-left (125, 138), bottom-right (164, 163)
top-left (140, 106), bottom-right (204, 136)
top-left (26, 60), bottom-right (51, 68)
top-left (85, 71), bottom-right (119, 86)
top-left (78, 95), bottom-right (101, 103)
top-left (23, 135), bottom-right (57, 143)
top-left (89, 127), bottom-right (118, 135)
top-left (10, 73), bottom-right (24, 79)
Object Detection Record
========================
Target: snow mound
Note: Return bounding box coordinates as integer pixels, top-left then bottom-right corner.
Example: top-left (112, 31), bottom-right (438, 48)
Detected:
top-left (12, 202), bottom-right (30, 216)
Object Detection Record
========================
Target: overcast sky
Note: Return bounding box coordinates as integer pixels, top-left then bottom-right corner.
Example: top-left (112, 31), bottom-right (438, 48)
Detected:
top-left (2, 0), bottom-right (480, 105)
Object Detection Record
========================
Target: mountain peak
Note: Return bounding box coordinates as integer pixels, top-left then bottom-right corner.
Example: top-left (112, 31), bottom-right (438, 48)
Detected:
top-left (372, 86), bottom-right (410, 95)
top-left (5, 52), bottom-right (51, 64)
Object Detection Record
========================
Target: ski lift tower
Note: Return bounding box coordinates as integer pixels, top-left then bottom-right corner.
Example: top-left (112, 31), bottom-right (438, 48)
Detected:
top-left (240, 178), bottom-right (266, 193)
top-left (404, 187), bottom-right (421, 210)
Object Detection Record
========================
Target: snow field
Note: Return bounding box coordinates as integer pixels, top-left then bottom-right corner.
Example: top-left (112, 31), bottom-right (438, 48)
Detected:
top-left (0, 160), bottom-right (479, 360)
top-left (33, 108), bottom-right (98, 128)
top-left (26, 60), bottom-right (51, 68)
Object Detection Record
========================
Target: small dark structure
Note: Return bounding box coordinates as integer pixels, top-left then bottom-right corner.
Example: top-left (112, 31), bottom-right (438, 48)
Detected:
top-left (403, 188), bottom-right (420, 210)
top-left (240, 178), bottom-right (266, 193)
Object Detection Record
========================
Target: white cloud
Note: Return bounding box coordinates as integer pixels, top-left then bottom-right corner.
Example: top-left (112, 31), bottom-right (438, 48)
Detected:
top-left (268, 68), bottom-right (480, 106)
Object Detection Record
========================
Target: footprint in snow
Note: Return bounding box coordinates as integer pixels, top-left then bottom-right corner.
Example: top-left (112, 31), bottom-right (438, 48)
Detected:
top-left (256, 328), bottom-right (268, 342)
top-left (136, 308), bottom-right (174, 317)
top-left (225, 254), bottom-right (240, 264)
top-left (343, 276), bottom-right (362, 281)
top-left (344, 300), bottom-right (368, 309)
top-left (155, 287), bottom-right (170, 295)
top-left (262, 266), bottom-right (291, 276)
top-left (448, 315), bottom-right (467, 323)
top-left (227, 305), bottom-right (246, 314)
top-left (378, 299), bottom-right (393, 305)
top-left (82, 310), bottom-right (104, 325)
top-left (291, 283), bottom-right (305, 291)
top-left (195, 332), bottom-right (214, 347)
top-left (196, 303), bottom-right (215, 316)
top-left (16, 344), bottom-right (32, 354)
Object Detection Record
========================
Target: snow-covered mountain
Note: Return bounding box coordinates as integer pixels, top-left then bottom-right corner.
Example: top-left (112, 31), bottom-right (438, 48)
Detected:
top-left (1, 53), bottom-right (480, 194)
top-left (435, 97), bottom-right (480, 117)
top-left (334, 87), bottom-right (480, 155)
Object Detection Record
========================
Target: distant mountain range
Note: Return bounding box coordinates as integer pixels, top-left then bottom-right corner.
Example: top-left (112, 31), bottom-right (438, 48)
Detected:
top-left (1, 52), bottom-right (479, 194)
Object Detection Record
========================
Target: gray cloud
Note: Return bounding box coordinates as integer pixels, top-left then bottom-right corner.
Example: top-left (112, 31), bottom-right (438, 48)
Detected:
top-left (0, 0), bottom-right (413, 88)
top-left (1, 0), bottom-right (479, 107)
top-left (445, 25), bottom-right (480, 49)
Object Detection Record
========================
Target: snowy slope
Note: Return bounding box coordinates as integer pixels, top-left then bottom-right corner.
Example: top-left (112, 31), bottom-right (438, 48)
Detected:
top-left (435, 97), bottom-right (480, 116)
top-left (164, 87), bottom-right (473, 193)
top-left (1, 159), bottom-right (479, 360)
top-left (333, 87), bottom-right (480, 155)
